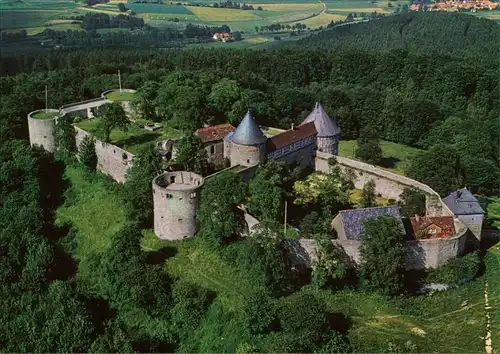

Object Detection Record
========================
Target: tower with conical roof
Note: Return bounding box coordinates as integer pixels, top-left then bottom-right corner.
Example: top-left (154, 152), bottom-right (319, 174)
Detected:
top-left (223, 111), bottom-right (267, 167)
top-left (301, 103), bottom-right (341, 155)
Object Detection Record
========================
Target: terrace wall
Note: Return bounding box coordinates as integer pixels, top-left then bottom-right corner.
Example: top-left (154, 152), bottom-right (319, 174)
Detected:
top-left (74, 126), bottom-right (134, 183)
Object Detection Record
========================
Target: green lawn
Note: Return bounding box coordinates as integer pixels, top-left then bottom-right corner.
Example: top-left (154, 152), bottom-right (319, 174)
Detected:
top-left (318, 277), bottom-right (486, 352)
top-left (74, 118), bottom-right (183, 154)
top-left (56, 166), bottom-right (127, 283)
top-left (32, 110), bottom-right (57, 119)
top-left (485, 244), bottom-right (500, 351)
top-left (105, 91), bottom-right (136, 102)
top-left (339, 140), bottom-right (422, 175)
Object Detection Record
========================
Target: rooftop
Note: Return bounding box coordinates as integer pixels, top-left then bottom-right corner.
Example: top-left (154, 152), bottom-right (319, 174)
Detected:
top-left (229, 111), bottom-right (267, 146)
top-left (410, 216), bottom-right (456, 239)
top-left (338, 205), bottom-right (404, 241)
top-left (266, 122), bottom-right (317, 152)
top-left (195, 123), bottom-right (235, 143)
top-left (301, 102), bottom-right (340, 137)
top-left (442, 188), bottom-right (485, 215)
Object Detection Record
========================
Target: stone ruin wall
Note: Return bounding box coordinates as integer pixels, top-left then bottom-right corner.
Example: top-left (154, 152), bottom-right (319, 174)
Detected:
top-left (74, 126), bottom-right (134, 183)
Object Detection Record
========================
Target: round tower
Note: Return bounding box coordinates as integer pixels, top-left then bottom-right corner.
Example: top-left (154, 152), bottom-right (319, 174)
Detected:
top-left (300, 102), bottom-right (341, 155)
top-left (226, 111), bottom-right (267, 167)
top-left (27, 109), bottom-right (59, 152)
top-left (102, 89), bottom-right (137, 117)
top-left (153, 171), bottom-right (204, 240)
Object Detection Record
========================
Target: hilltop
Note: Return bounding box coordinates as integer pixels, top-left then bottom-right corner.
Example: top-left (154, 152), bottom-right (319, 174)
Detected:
top-left (293, 12), bottom-right (500, 65)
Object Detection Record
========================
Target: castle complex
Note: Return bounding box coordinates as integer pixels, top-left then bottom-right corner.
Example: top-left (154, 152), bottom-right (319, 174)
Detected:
top-left (27, 91), bottom-right (484, 270)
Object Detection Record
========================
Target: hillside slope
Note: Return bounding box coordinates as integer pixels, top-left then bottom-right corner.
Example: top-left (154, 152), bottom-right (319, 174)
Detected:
top-left (294, 13), bottom-right (499, 66)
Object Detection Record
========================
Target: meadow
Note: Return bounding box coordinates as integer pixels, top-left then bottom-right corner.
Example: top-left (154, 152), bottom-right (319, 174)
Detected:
top-left (338, 140), bottom-right (422, 175)
top-left (56, 160), bottom-right (493, 353)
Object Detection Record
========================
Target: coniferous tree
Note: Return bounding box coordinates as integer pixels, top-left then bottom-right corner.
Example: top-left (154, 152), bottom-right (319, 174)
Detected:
top-left (54, 117), bottom-right (76, 163)
top-left (360, 179), bottom-right (377, 208)
top-left (78, 135), bottom-right (97, 171)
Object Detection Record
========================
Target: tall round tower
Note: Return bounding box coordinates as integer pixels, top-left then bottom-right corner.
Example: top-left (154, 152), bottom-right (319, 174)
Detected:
top-left (27, 109), bottom-right (59, 152)
top-left (153, 171), bottom-right (204, 240)
top-left (300, 102), bottom-right (341, 155)
top-left (224, 111), bottom-right (267, 167)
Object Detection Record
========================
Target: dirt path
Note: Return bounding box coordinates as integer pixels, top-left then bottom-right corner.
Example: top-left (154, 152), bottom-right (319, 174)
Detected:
top-left (318, 0), bottom-right (327, 14)
top-left (484, 281), bottom-right (493, 354)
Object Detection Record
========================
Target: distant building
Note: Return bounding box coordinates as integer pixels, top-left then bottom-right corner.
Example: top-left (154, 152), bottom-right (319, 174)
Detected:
top-left (212, 32), bottom-right (233, 42)
top-left (195, 123), bottom-right (235, 167)
top-left (443, 188), bottom-right (485, 240)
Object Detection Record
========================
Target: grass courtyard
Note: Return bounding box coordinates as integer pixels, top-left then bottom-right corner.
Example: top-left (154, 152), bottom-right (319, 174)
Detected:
top-left (74, 118), bottom-right (182, 154)
top-left (105, 91), bottom-right (136, 102)
top-left (32, 110), bottom-right (58, 119)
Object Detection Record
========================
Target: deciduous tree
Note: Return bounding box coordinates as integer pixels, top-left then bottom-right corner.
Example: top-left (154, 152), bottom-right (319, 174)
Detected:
top-left (96, 102), bottom-right (130, 143)
top-left (174, 134), bottom-right (208, 175)
top-left (359, 215), bottom-right (406, 296)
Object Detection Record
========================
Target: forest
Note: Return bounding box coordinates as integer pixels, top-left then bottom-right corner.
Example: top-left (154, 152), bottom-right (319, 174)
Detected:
top-left (0, 12), bottom-right (499, 353)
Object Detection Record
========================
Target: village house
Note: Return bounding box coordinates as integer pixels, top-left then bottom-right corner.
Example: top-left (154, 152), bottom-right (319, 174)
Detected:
top-left (212, 32), bottom-right (233, 42)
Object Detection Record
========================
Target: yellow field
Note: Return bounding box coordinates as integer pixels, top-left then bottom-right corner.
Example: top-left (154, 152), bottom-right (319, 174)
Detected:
top-left (329, 7), bottom-right (391, 13)
top-left (252, 3), bottom-right (323, 11)
top-left (187, 6), bottom-right (261, 21)
top-left (294, 12), bottom-right (346, 28)
top-left (108, 0), bottom-right (127, 3)
top-left (77, 6), bottom-right (122, 15)
top-left (139, 13), bottom-right (197, 21)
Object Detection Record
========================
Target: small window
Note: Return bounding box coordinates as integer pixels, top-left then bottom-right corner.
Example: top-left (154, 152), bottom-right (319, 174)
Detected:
top-left (178, 218), bottom-right (183, 222)
top-left (210, 145), bottom-right (215, 155)
top-left (190, 192), bottom-right (196, 198)
top-left (170, 176), bottom-right (176, 184)
top-left (122, 153), bottom-right (127, 160)
top-left (43, 135), bottom-right (47, 139)
top-left (113, 149), bottom-right (116, 153)
top-left (166, 193), bottom-right (173, 199)
top-left (246, 159), bottom-right (250, 163)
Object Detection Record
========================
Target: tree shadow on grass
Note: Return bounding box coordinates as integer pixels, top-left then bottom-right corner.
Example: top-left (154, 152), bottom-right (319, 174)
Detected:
top-left (378, 156), bottom-right (400, 169)
top-left (144, 246), bottom-right (178, 265)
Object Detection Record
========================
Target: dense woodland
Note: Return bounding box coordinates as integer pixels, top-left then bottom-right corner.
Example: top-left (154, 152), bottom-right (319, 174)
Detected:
top-left (0, 12), bottom-right (498, 352)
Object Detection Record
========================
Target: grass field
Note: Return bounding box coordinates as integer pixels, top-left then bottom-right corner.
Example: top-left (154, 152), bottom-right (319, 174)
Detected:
top-left (349, 188), bottom-right (391, 206)
top-left (187, 6), bottom-right (262, 21)
top-left (128, 3), bottom-right (193, 14)
top-left (292, 12), bottom-right (346, 27)
top-left (339, 140), bottom-right (421, 175)
top-left (74, 118), bottom-right (182, 154)
top-left (485, 244), bottom-right (500, 351)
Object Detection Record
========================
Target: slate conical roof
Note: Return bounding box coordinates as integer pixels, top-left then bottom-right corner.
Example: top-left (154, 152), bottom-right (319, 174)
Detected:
top-left (229, 111), bottom-right (267, 146)
top-left (301, 102), bottom-right (340, 137)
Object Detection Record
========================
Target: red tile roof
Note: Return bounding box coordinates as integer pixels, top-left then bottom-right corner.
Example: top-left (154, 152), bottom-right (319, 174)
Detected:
top-left (410, 216), bottom-right (456, 239)
top-left (195, 124), bottom-right (235, 143)
top-left (266, 122), bottom-right (317, 152)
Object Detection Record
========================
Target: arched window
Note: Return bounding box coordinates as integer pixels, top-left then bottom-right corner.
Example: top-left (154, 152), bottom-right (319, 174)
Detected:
top-left (210, 145), bottom-right (215, 155)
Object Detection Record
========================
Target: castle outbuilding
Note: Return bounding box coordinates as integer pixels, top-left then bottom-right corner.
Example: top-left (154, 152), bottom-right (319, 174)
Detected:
top-left (443, 188), bottom-right (485, 240)
top-left (300, 102), bottom-right (341, 155)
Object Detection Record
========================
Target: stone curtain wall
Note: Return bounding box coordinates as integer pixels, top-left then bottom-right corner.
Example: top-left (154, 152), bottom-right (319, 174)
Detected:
top-left (315, 151), bottom-right (454, 217)
top-left (74, 126), bottom-right (134, 183)
top-left (27, 110), bottom-right (58, 152)
top-left (60, 97), bottom-right (109, 119)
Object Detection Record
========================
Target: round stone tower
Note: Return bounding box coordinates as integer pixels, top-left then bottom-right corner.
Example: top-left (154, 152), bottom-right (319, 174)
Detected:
top-left (300, 102), bottom-right (341, 155)
top-left (224, 111), bottom-right (267, 167)
top-left (153, 171), bottom-right (204, 240)
top-left (27, 109), bottom-right (59, 152)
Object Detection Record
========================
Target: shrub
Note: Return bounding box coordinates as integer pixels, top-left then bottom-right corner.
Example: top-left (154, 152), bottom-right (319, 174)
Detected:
top-left (427, 251), bottom-right (481, 287)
